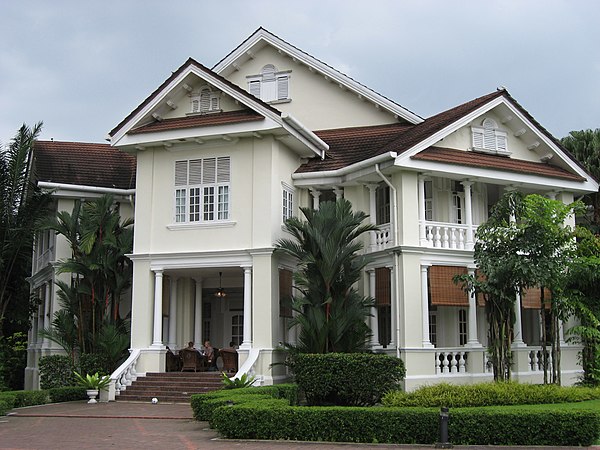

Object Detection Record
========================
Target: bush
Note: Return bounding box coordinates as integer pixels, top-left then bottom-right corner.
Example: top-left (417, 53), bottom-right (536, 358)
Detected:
top-left (290, 353), bottom-right (405, 406)
top-left (78, 353), bottom-right (110, 377)
top-left (382, 382), bottom-right (600, 408)
top-left (38, 355), bottom-right (74, 389)
top-left (0, 393), bottom-right (16, 416)
top-left (0, 332), bottom-right (27, 391)
top-left (10, 390), bottom-right (49, 408)
top-left (48, 386), bottom-right (88, 402)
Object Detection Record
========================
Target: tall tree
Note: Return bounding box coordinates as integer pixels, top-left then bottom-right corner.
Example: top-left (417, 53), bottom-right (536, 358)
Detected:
top-left (0, 123), bottom-right (50, 336)
top-left (561, 129), bottom-right (600, 229)
top-left (276, 199), bottom-right (377, 353)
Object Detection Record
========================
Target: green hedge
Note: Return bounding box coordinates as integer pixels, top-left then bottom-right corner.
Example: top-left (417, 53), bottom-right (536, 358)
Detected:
top-left (0, 394), bottom-right (16, 416)
top-left (212, 402), bottom-right (600, 446)
top-left (10, 390), bottom-right (49, 408)
top-left (382, 382), bottom-right (600, 408)
top-left (38, 355), bottom-right (75, 389)
top-left (48, 386), bottom-right (88, 402)
top-left (191, 384), bottom-right (298, 421)
top-left (290, 353), bottom-right (405, 406)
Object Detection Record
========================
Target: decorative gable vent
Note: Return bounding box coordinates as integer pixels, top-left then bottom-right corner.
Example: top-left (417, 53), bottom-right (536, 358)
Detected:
top-left (190, 87), bottom-right (221, 114)
top-left (247, 64), bottom-right (291, 103)
top-left (471, 118), bottom-right (510, 156)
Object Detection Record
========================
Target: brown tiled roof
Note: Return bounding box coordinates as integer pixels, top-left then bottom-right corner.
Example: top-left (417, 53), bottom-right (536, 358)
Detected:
top-left (295, 123), bottom-right (413, 173)
top-left (128, 110), bottom-right (264, 135)
top-left (109, 57), bottom-right (281, 138)
top-left (33, 141), bottom-right (136, 189)
top-left (412, 147), bottom-right (585, 182)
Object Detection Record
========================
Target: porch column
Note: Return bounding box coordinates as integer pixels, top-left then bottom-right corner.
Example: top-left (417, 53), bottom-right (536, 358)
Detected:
top-left (461, 181), bottom-right (474, 250)
top-left (389, 265), bottom-right (396, 348)
top-left (310, 188), bottom-right (321, 210)
top-left (367, 184), bottom-right (378, 248)
top-left (466, 267), bottom-right (482, 347)
top-left (167, 276), bottom-right (178, 348)
top-left (368, 269), bottom-right (380, 347)
top-left (240, 265), bottom-right (252, 349)
top-left (418, 176), bottom-right (427, 246)
top-left (42, 283), bottom-right (52, 349)
top-left (333, 186), bottom-right (344, 200)
top-left (151, 269), bottom-right (164, 348)
top-left (194, 278), bottom-right (203, 346)
top-left (512, 290), bottom-right (526, 347)
top-left (559, 320), bottom-right (566, 346)
top-left (421, 264), bottom-right (434, 348)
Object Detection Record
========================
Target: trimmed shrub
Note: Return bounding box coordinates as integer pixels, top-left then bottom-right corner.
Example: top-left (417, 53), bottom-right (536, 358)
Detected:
top-left (0, 393), bottom-right (16, 416)
top-left (10, 390), bottom-right (49, 408)
top-left (48, 386), bottom-right (88, 402)
top-left (78, 353), bottom-right (110, 377)
top-left (38, 355), bottom-right (74, 389)
top-left (290, 353), bottom-right (405, 406)
top-left (382, 382), bottom-right (600, 408)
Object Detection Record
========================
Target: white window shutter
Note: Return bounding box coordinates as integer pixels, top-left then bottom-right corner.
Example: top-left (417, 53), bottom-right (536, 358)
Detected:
top-left (249, 80), bottom-right (260, 98)
top-left (261, 64), bottom-right (276, 81)
top-left (277, 76), bottom-right (289, 100)
top-left (210, 96), bottom-right (219, 111)
top-left (216, 157), bottom-right (230, 183)
top-left (472, 129), bottom-right (484, 149)
top-left (203, 158), bottom-right (216, 184)
top-left (175, 161), bottom-right (188, 186)
top-left (188, 159), bottom-right (202, 185)
top-left (496, 132), bottom-right (507, 152)
top-left (191, 98), bottom-right (200, 113)
top-left (200, 89), bottom-right (211, 112)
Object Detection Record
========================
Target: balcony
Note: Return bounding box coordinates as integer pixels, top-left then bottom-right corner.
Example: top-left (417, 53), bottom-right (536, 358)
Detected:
top-left (370, 223), bottom-right (392, 252)
top-left (420, 221), bottom-right (475, 251)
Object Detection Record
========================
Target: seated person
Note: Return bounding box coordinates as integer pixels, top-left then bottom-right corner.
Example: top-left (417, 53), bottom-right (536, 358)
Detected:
top-left (203, 340), bottom-right (218, 370)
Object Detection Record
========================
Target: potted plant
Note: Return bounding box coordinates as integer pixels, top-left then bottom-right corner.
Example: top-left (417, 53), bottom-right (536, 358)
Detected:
top-left (73, 371), bottom-right (111, 403)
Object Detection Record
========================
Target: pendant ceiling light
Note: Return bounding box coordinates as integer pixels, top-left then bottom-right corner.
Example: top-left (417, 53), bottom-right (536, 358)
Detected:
top-left (214, 271), bottom-right (227, 298)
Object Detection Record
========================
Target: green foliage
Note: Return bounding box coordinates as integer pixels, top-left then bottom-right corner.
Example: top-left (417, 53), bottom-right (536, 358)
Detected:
top-left (221, 372), bottom-right (256, 389)
top-left (0, 393), bottom-right (16, 416)
top-left (9, 390), bottom-right (49, 407)
top-left (38, 355), bottom-right (75, 389)
top-left (276, 199), bottom-right (377, 353)
top-left (78, 353), bottom-right (109, 377)
top-left (289, 353), bottom-right (405, 406)
top-left (190, 384), bottom-right (299, 421)
top-left (47, 386), bottom-right (88, 402)
top-left (0, 332), bottom-right (27, 390)
top-left (382, 382), bottom-right (600, 407)
top-left (73, 371), bottom-right (110, 391)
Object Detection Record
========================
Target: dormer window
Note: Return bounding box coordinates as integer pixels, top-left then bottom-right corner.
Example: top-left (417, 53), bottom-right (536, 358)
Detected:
top-left (190, 87), bottom-right (220, 114)
top-left (247, 64), bottom-right (291, 103)
top-left (471, 118), bottom-right (510, 156)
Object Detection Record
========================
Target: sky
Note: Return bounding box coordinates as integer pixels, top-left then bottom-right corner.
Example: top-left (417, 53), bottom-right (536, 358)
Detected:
top-left (1, 0), bottom-right (599, 145)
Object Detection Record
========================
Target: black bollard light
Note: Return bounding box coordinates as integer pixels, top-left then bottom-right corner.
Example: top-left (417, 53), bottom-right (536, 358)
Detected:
top-left (435, 406), bottom-right (453, 448)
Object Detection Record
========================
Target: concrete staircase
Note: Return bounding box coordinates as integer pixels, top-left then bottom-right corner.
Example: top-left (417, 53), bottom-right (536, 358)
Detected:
top-left (116, 371), bottom-right (223, 403)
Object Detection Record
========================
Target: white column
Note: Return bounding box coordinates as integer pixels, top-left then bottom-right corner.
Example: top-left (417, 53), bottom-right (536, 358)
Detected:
top-left (194, 277), bottom-right (203, 346)
top-left (240, 265), bottom-right (252, 349)
top-left (559, 320), bottom-right (566, 346)
top-left (311, 188), bottom-right (321, 210)
top-left (512, 289), bottom-right (526, 347)
top-left (42, 283), bottom-right (52, 349)
top-left (421, 264), bottom-right (434, 348)
top-left (333, 186), bottom-right (344, 200)
top-left (151, 269), bottom-right (164, 348)
top-left (167, 276), bottom-right (178, 348)
top-left (418, 177), bottom-right (427, 246)
top-left (462, 181), bottom-right (474, 249)
top-left (368, 269), bottom-right (380, 347)
top-left (466, 267), bottom-right (482, 347)
top-left (388, 265), bottom-right (396, 347)
top-left (367, 184), bottom-right (378, 248)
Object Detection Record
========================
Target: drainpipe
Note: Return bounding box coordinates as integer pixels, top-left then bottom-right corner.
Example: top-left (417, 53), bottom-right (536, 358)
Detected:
top-left (374, 164), bottom-right (401, 359)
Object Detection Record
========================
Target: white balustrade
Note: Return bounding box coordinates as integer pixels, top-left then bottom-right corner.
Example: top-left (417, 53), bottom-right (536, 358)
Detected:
top-left (109, 348), bottom-right (140, 400)
top-left (435, 350), bottom-right (468, 374)
top-left (421, 222), bottom-right (474, 250)
top-left (528, 348), bottom-right (553, 372)
top-left (371, 223), bottom-right (392, 251)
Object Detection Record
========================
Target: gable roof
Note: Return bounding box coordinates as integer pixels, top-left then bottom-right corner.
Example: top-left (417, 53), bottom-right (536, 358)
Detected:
top-left (33, 141), bottom-right (136, 190)
top-left (213, 27), bottom-right (423, 125)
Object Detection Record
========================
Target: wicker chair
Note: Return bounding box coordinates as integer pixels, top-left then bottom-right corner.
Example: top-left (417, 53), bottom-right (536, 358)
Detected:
top-left (219, 348), bottom-right (238, 373)
top-left (166, 350), bottom-right (180, 372)
top-left (180, 348), bottom-right (205, 372)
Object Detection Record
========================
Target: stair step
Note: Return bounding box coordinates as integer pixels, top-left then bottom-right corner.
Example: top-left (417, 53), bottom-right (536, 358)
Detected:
top-left (116, 372), bottom-right (223, 403)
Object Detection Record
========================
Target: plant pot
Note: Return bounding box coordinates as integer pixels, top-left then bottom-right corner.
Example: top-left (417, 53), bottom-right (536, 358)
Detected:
top-left (86, 389), bottom-right (99, 404)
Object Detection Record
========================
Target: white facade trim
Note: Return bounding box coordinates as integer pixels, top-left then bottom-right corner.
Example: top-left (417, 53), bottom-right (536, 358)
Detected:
top-left (38, 181), bottom-right (135, 197)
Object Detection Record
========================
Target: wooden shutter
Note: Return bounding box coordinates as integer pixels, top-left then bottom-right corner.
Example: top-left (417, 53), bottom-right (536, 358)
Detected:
top-left (429, 265), bottom-right (469, 306)
top-left (279, 269), bottom-right (293, 318)
top-left (522, 286), bottom-right (552, 309)
top-left (375, 267), bottom-right (391, 306)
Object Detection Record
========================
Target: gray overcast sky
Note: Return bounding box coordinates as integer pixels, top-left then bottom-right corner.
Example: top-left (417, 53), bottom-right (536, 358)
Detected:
top-left (1, 1), bottom-right (599, 145)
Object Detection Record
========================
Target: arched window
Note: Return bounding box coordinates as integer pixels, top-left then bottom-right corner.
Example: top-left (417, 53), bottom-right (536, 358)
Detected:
top-left (471, 117), bottom-right (509, 155)
top-left (190, 87), bottom-right (220, 113)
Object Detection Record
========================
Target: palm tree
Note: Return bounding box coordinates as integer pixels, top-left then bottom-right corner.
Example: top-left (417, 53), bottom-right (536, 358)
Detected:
top-left (276, 199), bottom-right (377, 353)
top-left (0, 123), bottom-right (51, 336)
top-left (561, 129), bottom-right (600, 229)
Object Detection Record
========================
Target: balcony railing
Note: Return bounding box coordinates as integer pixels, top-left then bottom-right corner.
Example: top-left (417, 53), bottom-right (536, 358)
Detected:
top-left (370, 223), bottom-right (392, 252)
top-left (420, 221), bottom-right (475, 250)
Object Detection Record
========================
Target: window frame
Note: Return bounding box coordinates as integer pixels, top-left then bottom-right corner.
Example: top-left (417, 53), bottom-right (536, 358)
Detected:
top-left (247, 65), bottom-right (291, 103)
top-left (282, 183), bottom-right (294, 223)
top-left (471, 118), bottom-right (510, 156)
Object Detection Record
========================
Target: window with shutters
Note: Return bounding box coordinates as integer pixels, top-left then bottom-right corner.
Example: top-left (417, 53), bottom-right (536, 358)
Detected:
top-left (247, 64), bottom-right (291, 103)
top-left (471, 118), bottom-right (509, 156)
top-left (375, 185), bottom-right (390, 225)
top-left (424, 180), bottom-right (434, 221)
top-left (173, 156), bottom-right (230, 224)
top-left (190, 87), bottom-right (220, 114)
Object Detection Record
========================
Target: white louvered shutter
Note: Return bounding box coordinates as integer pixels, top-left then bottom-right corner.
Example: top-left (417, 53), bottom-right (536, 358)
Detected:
top-left (191, 98), bottom-right (200, 113)
top-left (175, 161), bottom-right (188, 186)
top-left (277, 76), bottom-right (289, 100)
top-left (249, 80), bottom-right (260, 98)
top-left (200, 89), bottom-right (211, 112)
top-left (472, 129), bottom-right (484, 149)
top-left (203, 158), bottom-right (216, 184)
top-left (496, 132), bottom-right (507, 152)
top-left (188, 159), bottom-right (202, 185)
top-left (216, 157), bottom-right (230, 183)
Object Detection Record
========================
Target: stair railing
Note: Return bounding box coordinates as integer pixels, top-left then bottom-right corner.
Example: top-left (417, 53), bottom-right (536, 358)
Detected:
top-left (107, 348), bottom-right (141, 401)
top-left (233, 348), bottom-right (262, 385)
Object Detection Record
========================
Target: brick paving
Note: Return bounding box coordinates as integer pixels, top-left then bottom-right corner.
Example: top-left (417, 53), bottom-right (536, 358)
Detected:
top-left (0, 401), bottom-right (594, 450)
